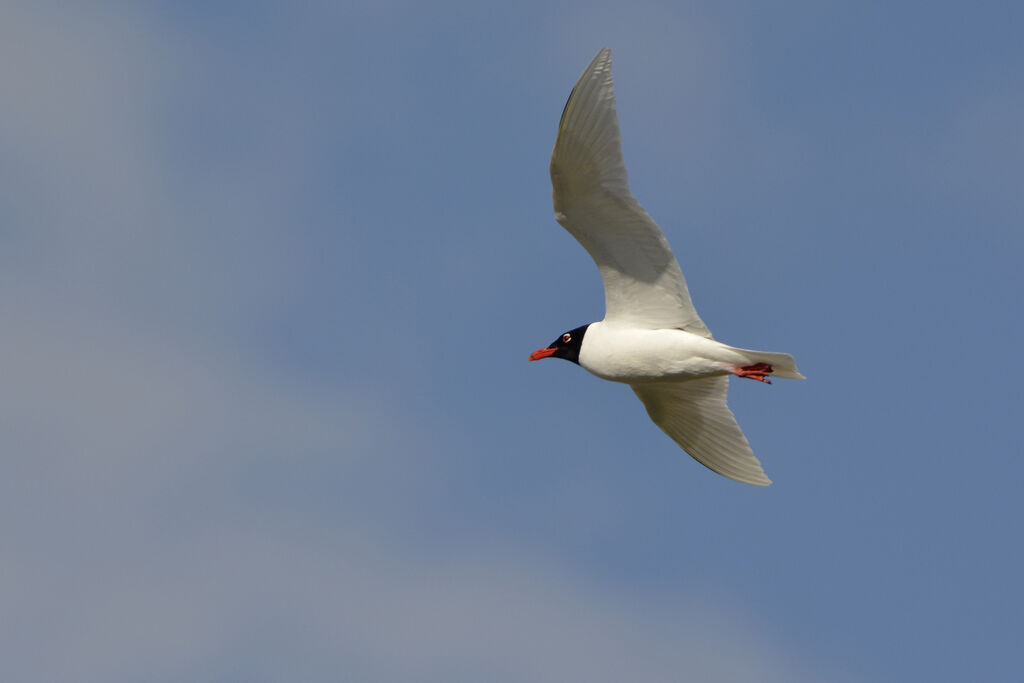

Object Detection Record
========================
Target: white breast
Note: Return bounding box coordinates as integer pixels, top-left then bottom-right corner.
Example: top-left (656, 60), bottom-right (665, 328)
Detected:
top-left (578, 322), bottom-right (748, 384)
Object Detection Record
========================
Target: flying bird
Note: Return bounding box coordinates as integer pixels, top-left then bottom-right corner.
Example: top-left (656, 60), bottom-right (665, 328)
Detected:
top-left (530, 48), bottom-right (804, 486)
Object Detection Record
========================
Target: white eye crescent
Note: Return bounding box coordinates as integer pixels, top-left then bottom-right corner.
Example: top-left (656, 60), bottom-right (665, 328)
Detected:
top-left (562, 333), bottom-right (572, 343)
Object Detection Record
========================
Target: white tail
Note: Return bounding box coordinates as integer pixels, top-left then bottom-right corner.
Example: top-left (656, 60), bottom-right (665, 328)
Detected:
top-left (734, 347), bottom-right (805, 380)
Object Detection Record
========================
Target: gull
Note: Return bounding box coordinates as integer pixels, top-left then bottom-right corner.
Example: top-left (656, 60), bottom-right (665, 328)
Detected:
top-left (529, 48), bottom-right (804, 486)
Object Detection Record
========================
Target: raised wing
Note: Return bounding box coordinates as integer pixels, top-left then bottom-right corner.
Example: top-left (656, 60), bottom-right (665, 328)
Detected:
top-left (551, 48), bottom-right (710, 336)
top-left (631, 377), bottom-right (771, 486)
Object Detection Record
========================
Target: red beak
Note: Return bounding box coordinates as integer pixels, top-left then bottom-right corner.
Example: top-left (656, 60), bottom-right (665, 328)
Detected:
top-left (528, 347), bottom-right (557, 361)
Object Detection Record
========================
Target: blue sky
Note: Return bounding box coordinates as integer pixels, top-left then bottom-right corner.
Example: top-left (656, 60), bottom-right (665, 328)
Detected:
top-left (2, 1), bottom-right (1022, 681)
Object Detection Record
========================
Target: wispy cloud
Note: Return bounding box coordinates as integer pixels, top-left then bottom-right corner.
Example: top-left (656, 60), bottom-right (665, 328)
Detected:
top-left (0, 283), bottom-right (842, 683)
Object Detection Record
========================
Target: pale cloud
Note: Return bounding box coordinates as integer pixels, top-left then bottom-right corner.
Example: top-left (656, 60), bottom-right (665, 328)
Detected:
top-left (0, 3), bottom-right (165, 237)
top-left (0, 287), bottom-right (846, 682)
top-left (4, 491), bottom-right (842, 682)
top-left (0, 1), bottom-right (318, 335)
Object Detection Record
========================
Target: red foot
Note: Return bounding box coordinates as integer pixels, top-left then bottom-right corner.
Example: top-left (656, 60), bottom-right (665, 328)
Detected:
top-left (733, 363), bottom-right (773, 384)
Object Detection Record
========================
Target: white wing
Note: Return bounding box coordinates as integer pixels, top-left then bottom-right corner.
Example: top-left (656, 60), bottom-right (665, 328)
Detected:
top-left (631, 377), bottom-right (771, 486)
top-left (551, 48), bottom-right (710, 335)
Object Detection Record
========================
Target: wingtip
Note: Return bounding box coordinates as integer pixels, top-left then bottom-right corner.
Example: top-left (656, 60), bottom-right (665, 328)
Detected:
top-left (726, 470), bottom-right (772, 486)
top-left (581, 47), bottom-right (612, 75)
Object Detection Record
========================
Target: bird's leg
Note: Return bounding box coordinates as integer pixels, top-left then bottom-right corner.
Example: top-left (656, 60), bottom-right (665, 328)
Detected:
top-left (733, 363), bottom-right (773, 384)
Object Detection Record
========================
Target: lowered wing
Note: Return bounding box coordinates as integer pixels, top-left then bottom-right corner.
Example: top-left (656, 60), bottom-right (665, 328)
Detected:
top-left (632, 377), bottom-right (771, 486)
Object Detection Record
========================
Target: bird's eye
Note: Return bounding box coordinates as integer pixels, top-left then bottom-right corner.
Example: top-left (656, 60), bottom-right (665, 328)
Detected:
top-left (562, 333), bottom-right (572, 343)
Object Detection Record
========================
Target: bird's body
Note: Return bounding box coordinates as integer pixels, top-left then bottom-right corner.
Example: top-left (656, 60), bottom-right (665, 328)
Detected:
top-left (581, 324), bottom-right (730, 383)
top-left (529, 48), bottom-right (804, 486)
top-left (579, 322), bottom-right (803, 385)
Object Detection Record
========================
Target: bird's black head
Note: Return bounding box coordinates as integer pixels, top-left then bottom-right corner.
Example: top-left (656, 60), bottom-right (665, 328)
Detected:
top-left (528, 324), bottom-right (590, 365)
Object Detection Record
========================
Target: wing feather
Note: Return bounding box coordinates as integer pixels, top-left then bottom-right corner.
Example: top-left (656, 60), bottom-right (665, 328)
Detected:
top-left (631, 377), bottom-right (771, 486)
top-left (551, 48), bottom-right (710, 335)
